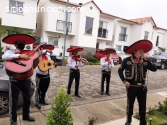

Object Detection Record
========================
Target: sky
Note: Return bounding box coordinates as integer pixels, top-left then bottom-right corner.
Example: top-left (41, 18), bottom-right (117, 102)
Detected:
top-left (68, 0), bottom-right (167, 29)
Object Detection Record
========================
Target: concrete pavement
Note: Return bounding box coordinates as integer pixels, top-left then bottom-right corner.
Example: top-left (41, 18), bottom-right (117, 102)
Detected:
top-left (0, 91), bottom-right (167, 125)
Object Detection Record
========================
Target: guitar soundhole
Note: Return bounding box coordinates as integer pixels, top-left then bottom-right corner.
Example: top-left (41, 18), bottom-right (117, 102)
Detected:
top-left (48, 63), bottom-right (51, 66)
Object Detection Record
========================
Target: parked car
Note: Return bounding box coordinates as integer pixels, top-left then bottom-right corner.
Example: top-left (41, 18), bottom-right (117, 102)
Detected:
top-left (116, 50), bottom-right (129, 64)
top-left (50, 54), bottom-right (63, 66)
top-left (95, 49), bottom-right (119, 65)
top-left (0, 69), bottom-right (35, 115)
top-left (149, 52), bottom-right (167, 69)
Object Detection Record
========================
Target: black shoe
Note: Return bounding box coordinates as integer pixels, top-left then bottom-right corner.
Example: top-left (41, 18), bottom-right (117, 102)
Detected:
top-left (75, 94), bottom-right (81, 98)
top-left (125, 122), bottom-right (131, 125)
top-left (23, 116), bottom-right (35, 122)
top-left (11, 122), bottom-right (17, 125)
top-left (36, 104), bottom-right (41, 109)
top-left (41, 100), bottom-right (49, 105)
top-left (101, 91), bottom-right (104, 95)
top-left (106, 92), bottom-right (111, 96)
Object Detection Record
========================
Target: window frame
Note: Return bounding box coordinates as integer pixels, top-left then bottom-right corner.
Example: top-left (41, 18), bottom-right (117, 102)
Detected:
top-left (9, 0), bottom-right (24, 14)
top-left (85, 17), bottom-right (94, 35)
top-left (48, 37), bottom-right (59, 47)
top-left (118, 26), bottom-right (127, 41)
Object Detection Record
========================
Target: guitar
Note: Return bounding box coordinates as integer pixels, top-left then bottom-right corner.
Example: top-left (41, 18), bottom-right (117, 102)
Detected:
top-left (5, 43), bottom-right (46, 80)
top-left (38, 59), bottom-right (55, 72)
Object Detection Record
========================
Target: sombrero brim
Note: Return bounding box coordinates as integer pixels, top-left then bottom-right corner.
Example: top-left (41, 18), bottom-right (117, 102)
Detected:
top-left (124, 40), bottom-right (152, 54)
top-left (100, 49), bottom-right (116, 55)
top-left (43, 45), bottom-right (55, 50)
top-left (67, 47), bottom-right (84, 52)
top-left (2, 34), bottom-right (35, 44)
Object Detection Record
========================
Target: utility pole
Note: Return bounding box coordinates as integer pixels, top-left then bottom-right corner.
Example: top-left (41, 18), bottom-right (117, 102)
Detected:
top-left (62, 0), bottom-right (69, 63)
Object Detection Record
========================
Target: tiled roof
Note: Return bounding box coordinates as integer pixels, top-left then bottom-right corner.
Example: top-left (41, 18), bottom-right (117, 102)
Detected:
top-left (130, 16), bottom-right (156, 26)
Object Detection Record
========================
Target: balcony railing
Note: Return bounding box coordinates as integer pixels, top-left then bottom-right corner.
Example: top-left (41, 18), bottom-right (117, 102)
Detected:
top-left (98, 28), bottom-right (108, 38)
top-left (119, 33), bottom-right (128, 41)
top-left (56, 20), bottom-right (72, 33)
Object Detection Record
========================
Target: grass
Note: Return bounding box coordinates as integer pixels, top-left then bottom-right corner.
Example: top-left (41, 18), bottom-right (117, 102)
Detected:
top-left (146, 111), bottom-right (167, 125)
top-left (134, 111), bottom-right (167, 125)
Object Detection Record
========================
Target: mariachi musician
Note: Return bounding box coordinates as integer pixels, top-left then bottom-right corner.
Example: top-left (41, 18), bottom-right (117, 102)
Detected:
top-left (66, 46), bottom-right (86, 98)
top-left (100, 48), bottom-right (115, 96)
top-left (118, 40), bottom-right (157, 125)
top-left (2, 34), bottom-right (41, 125)
top-left (33, 44), bottom-right (57, 109)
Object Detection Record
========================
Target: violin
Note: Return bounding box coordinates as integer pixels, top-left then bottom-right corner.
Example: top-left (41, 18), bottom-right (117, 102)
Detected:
top-left (77, 55), bottom-right (88, 63)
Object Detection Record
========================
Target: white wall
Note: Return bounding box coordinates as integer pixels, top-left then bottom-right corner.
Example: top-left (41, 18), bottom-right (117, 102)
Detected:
top-left (113, 21), bottom-right (132, 50)
top-left (1, 0), bottom-right (37, 29)
top-left (99, 15), bottom-right (114, 41)
top-left (129, 24), bottom-right (142, 44)
top-left (77, 2), bottom-right (100, 48)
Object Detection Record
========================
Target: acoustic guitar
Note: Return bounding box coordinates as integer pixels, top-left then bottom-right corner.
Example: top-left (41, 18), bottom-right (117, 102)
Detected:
top-left (38, 59), bottom-right (55, 72)
top-left (5, 43), bottom-right (46, 80)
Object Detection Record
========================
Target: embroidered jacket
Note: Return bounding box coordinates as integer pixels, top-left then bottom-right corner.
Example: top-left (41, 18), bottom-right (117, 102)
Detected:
top-left (118, 56), bottom-right (157, 84)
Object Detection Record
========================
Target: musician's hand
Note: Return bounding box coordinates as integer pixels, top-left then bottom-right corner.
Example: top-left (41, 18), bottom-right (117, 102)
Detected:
top-left (46, 49), bottom-right (53, 54)
top-left (143, 54), bottom-right (149, 60)
top-left (124, 82), bottom-right (130, 88)
top-left (54, 63), bottom-right (58, 67)
top-left (75, 64), bottom-right (78, 68)
top-left (19, 54), bottom-right (30, 60)
top-left (38, 49), bottom-right (43, 56)
top-left (77, 58), bottom-right (81, 61)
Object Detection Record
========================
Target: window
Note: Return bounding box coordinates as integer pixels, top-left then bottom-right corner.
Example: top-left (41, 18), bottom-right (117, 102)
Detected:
top-left (57, 11), bottom-right (72, 33)
top-left (156, 36), bottom-right (159, 46)
top-left (9, 0), bottom-right (23, 14)
top-left (119, 27), bottom-right (127, 41)
top-left (96, 43), bottom-right (99, 49)
top-left (116, 45), bottom-right (121, 51)
top-left (98, 21), bottom-right (108, 38)
top-left (151, 32), bottom-right (154, 40)
top-left (144, 31), bottom-right (149, 39)
top-left (85, 17), bottom-right (94, 35)
top-left (48, 37), bottom-right (59, 46)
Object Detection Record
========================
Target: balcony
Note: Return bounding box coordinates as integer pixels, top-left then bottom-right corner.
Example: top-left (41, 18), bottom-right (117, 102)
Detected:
top-left (118, 33), bottom-right (128, 41)
top-left (56, 20), bottom-right (72, 33)
top-left (98, 28), bottom-right (108, 38)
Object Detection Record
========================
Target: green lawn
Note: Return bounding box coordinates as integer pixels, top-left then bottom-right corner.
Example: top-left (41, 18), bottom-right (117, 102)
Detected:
top-left (146, 111), bottom-right (167, 125)
top-left (134, 111), bottom-right (167, 125)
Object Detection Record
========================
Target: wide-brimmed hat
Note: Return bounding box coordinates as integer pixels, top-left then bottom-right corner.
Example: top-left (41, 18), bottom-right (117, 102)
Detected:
top-left (99, 48), bottom-right (116, 55)
top-left (33, 44), bottom-right (54, 50)
top-left (66, 46), bottom-right (84, 52)
top-left (2, 34), bottom-right (35, 45)
top-left (124, 40), bottom-right (152, 54)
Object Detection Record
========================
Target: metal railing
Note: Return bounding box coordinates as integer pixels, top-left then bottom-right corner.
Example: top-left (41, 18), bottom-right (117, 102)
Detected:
top-left (56, 20), bottom-right (72, 33)
top-left (97, 28), bottom-right (108, 38)
top-left (119, 33), bottom-right (128, 41)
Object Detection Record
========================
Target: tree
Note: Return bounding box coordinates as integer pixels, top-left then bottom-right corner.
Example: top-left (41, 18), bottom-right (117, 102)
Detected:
top-left (47, 87), bottom-right (73, 125)
top-left (0, 19), bottom-right (7, 59)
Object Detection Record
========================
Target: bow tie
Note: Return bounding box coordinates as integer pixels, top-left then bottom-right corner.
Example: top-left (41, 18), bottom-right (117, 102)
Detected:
top-left (134, 59), bottom-right (140, 64)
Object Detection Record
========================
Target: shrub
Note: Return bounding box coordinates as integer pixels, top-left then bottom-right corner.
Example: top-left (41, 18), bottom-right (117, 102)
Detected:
top-left (47, 87), bottom-right (73, 125)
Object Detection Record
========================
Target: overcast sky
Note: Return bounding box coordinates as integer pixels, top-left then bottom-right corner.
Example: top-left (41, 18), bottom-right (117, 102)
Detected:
top-left (68, 0), bottom-right (167, 29)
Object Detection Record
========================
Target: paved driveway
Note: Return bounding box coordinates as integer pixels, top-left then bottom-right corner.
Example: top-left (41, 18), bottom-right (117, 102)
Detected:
top-left (31, 65), bottom-right (167, 106)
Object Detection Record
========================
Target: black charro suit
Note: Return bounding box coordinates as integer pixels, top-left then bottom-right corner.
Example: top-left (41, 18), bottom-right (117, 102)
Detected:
top-left (118, 56), bottom-right (157, 125)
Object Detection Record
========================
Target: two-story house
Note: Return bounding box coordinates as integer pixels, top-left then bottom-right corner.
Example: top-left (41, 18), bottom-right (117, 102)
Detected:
top-left (37, 0), bottom-right (167, 57)
top-left (36, 0), bottom-right (119, 56)
top-left (0, 0), bottom-right (37, 51)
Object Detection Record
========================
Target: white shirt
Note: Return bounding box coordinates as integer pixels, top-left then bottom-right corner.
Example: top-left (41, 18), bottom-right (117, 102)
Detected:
top-left (67, 56), bottom-right (84, 69)
top-left (2, 49), bottom-right (20, 60)
top-left (100, 57), bottom-right (114, 70)
top-left (35, 50), bottom-right (51, 75)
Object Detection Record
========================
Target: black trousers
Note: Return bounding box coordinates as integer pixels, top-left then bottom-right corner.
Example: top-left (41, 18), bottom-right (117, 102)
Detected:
top-left (101, 70), bottom-right (111, 93)
top-left (35, 74), bottom-right (50, 104)
top-left (9, 78), bottom-right (31, 122)
top-left (126, 86), bottom-right (147, 125)
top-left (67, 69), bottom-right (80, 95)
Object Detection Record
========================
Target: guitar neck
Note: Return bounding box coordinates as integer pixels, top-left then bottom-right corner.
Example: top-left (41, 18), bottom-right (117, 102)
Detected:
top-left (33, 43), bottom-right (46, 52)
